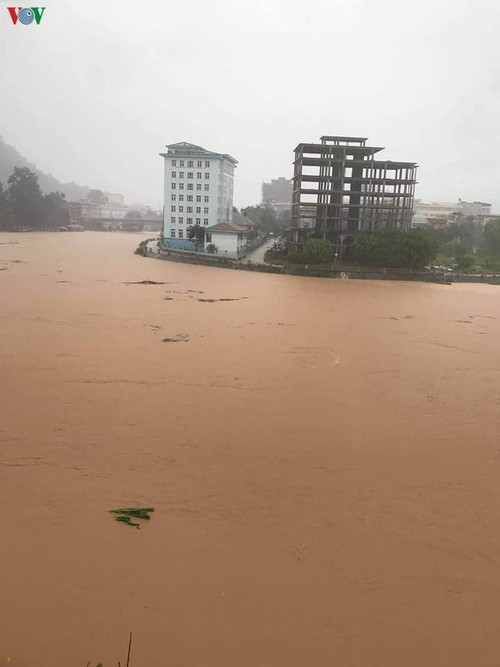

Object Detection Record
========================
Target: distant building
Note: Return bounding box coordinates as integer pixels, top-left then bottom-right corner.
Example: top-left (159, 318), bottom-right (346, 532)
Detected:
top-left (68, 200), bottom-right (127, 223)
top-left (105, 193), bottom-right (125, 206)
top-left (412, 199), bottom-right (493, 228)
top-left (262, 177), bottom-right (292, 219)
top-left (262, 177), bottom-right (292, 202)
top-left (291, 136), bottom-right (417, 252)
top-left (160, 141), bottom-right (237, 250)
top-left (458, 199), bottom-right (491, 218)
top-left (412, 201), bottom-right (458, 228)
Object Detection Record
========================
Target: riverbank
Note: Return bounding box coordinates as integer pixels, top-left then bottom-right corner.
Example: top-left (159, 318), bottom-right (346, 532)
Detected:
top-left (141, 247), bottom-right (500, 285)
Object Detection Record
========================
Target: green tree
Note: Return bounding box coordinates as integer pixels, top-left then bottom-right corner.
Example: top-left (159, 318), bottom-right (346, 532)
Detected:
top-left (125, 209), bottom-right (143, 219)
top-left (0, 181), bottom-right (11, 229)
top-left (303, 238), bottom-right (334, 264)
top-left (353, 229), bottom-right (438, 268)
top-left (41, 191), bottom-right (70, 228)
top-left (7, 167), bottom-right (43, 228)
top-left (187, 224), bottom-right (205, 245)
top-left (483, 219), bottom-right (500, 255)
top-left (241, 204), bottom-right (285, 235)
top-left (455, 255), bottom-right (474, 270)
top-left (87, 189), bottom-right (107, 205)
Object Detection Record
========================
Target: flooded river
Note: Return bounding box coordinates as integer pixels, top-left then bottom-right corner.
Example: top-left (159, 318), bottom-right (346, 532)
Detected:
top-left (2, 232), bottom-right (500, 666)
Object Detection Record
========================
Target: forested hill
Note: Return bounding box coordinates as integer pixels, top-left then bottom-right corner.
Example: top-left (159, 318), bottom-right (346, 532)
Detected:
top-left (0, 136), bottom-right (89, 201)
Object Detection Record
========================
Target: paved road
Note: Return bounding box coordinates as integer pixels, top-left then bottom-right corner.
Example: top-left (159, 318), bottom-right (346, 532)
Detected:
top-left (242, 241), bottom-right (269, 264)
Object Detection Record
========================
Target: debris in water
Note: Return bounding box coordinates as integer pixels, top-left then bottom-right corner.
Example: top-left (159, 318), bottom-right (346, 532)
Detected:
top-left (162, 333), bottom-right (189, 343)
top-left (198, 297), bottom-right (247, 302)
top-left (110, 507), bottom-right (154, 528)
top-left (124, 280), bottom-right (167, 285)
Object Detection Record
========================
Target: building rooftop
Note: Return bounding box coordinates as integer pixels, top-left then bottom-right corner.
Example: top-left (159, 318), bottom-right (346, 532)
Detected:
top-left (320, 135), bottom-right (368, 144)
top-left (206, 222), bottom-right (249, 233)
top-left (160, 141), bottom-right (238, 164)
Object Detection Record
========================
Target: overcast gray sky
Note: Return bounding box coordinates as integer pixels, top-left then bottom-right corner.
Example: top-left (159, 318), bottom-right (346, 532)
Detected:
top-left (1, 0), bottom-right (499, 210)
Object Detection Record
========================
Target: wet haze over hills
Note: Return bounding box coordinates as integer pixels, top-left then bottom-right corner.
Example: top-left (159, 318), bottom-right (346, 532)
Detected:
top-left (1, 0), bottom-right (500, 208)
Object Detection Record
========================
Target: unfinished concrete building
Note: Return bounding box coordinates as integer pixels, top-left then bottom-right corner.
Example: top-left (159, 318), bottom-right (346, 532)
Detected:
top-left (291, 136), bottom-right (417, 254)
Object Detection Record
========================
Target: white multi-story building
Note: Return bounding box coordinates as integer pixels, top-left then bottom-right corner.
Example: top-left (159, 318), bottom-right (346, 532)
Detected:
top-left (160, 141), bottom-right (238, 248)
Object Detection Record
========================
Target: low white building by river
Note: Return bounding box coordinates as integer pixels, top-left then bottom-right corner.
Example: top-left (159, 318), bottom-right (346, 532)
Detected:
top-left (204, 222), bottom-right (249, 258)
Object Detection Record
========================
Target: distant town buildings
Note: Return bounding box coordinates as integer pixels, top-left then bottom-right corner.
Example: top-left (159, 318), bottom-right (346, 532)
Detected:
top-left (458, 199), bottom-right (491, 218)
top-left (105, 193), bottom-right (125, 206)
top-left (68, 193), bottom-right (161, 231)
top-left (291, 135), bottom-right (417, 252)
top-left (411, 201), bottom-right (458, 228)
top-left (69, 200), bottom-right (127, 223)
top-left (412, 199), bottom-right (493, 228)
top-left (160, 141), bottom-right (238, 250)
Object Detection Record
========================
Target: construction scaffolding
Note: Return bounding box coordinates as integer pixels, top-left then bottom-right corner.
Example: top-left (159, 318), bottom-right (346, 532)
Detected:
top-left (291, 136), bottom-right (418, 254)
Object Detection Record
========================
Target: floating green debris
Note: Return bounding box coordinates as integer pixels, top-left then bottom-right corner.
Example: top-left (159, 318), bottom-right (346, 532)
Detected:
top-left (110, 507), bottom-right (154, 528)
top-left (114, 515), bottom-right (140, 529)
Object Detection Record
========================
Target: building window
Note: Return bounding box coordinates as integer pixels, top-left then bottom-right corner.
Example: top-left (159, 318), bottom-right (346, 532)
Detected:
top-left (204, 184), bottom-right (209, 191)
top-left (171, 171), bottom-right (176, 178)
top-left (196, 184), bottom-right (201, 191)
top-left (187, 184), bottom-right (193, 190)
top-left (187, 195), bottom-right (193, 201)
top-left (179, 160), bottom-right (184, 167)
top-left (171, 205), bottom-right (176, 212)
top-left (204, 207), bottom-right (209, 214)
top-left (196, 207), bottom-right (201, 214)
top-left (171, 230), bottom-right (176, 237)
top-left (172, 160), bottom-right (177, 167)
top-left (196, 218), bottom-right (201, 225)
top-left (196, 195), bottom-right (201, 202)
top-left (179, 172), bottom-right (184, 178)
top-left (197, 161), bottom-right (202, 167)
top-left (171, 217), bottom-right (176, 223)
top-left (179, 206), bottom-right (184, 212)
top-left (179, 183), bottom-right (184, 190)
top-left (179, 217), bottom-right (183, 224)
top-left (205, 173), bottom-right (210, 179)
top-left (206, 233), bottom-right (212, 241)
top-left (203, 218), bottom-right (209, 225)
top-left (179, 195), bottom-right (184, 201)
top-left (187, 217), bottom-right (193, 224)
top-left (172, 183), bottom-right (176, 190)
top-left (179, 230), bottom-right (183, 238)
top-left (188, 160), bottom-right (193, 167)
top-left (197, 172), bottom-right (202, 179)
top-left (204, 196), bottom-right (209, 202)
top-left (205, 161), bottom-right (210, 168)
top-left (187, 206), bottom-right (193, 213)
top-left (187, 172), bottom-right (193, 179)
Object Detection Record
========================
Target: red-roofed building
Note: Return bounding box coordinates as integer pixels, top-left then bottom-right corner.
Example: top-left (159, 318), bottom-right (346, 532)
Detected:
top-left (204, 222), bottom-right (249, 257)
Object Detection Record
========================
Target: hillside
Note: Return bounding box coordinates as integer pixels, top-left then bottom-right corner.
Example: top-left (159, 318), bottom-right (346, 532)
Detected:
top-left (0, 136), bottom-right (90, 201)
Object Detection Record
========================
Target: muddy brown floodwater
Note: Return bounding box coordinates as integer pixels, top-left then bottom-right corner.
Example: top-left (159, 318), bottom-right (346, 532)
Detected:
top-left (2, 232), bottom-right (500, 666)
